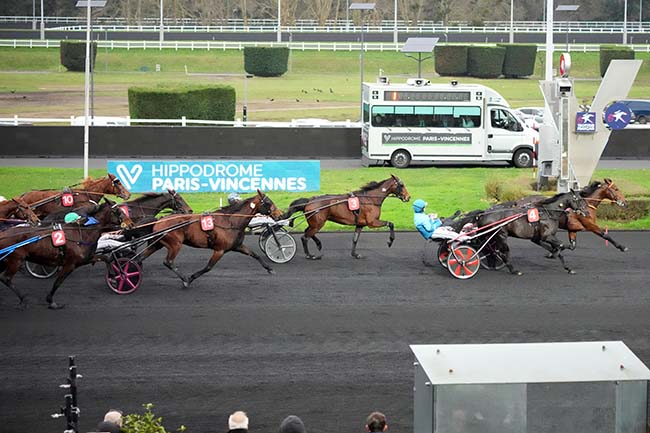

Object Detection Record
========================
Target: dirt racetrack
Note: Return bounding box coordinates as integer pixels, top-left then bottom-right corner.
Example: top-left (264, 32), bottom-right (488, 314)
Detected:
top-left (1, 231), bottom-right (650, 433)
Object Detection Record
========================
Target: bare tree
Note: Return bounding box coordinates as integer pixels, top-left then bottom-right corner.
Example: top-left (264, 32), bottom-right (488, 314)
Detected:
top-left (307, 0), bottom-right (334, 25)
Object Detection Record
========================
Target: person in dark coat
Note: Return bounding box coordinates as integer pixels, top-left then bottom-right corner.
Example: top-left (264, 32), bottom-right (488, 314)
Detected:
top-left (279, 415), bottom-right (306, 433)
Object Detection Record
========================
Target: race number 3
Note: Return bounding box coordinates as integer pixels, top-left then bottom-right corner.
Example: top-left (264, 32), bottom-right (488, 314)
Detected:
top-left (347, 197), bottom-right (360, 211)
top-left (527, 208), bottom-right (540, 223)
top-left (61, 193), bottom-right (74, 207)
top-left (200, 215), bottom-right (214, 231)
top-left (51, 230), bottom-right (66, 246)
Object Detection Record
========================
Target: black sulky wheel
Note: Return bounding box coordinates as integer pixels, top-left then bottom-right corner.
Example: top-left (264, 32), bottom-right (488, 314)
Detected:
top-left (264, 230), bottom-right (296, 264)
top-left (106, 258), bottom-right (142, 295)
top-left (25, 262), bottom-right (59, 279)
top-left (437, 243), bottom-right (450, 268)
top-left (447, 245), bottom-right (480, 279)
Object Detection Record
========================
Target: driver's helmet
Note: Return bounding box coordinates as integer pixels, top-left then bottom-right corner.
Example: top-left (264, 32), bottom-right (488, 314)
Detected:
top-left (227, 192), bottom-right (241, 205)
top-left (64, 212), bottom-right (81, 223)
top-left (412, 199), bottom-right (427, 213)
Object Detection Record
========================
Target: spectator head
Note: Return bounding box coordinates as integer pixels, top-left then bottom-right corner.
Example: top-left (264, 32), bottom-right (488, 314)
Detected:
top-left (365, 411), bottom-right (388, 432)
top-left (103, 409), bottom-right (123, 427)
top-left (228, 411), bottom-right (249, 431)
top-left (279, 415), bottom-right (306, 433)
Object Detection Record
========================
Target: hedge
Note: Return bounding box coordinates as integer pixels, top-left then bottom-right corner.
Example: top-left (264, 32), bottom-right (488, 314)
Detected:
top-left (497, 44), bottom-right (537, 77)
top-left (244, 47), bottom-right (289, 77)
top-left (599, 45), bottom-right (635, 77)
top-left (60, 40), bottom-right (97, 72)
top-left (434, 45), bottom-right (469, 76)
top-left (467, 46), bottom-right (506, 78)
top-left (128, 84), bottom-right (236, 121)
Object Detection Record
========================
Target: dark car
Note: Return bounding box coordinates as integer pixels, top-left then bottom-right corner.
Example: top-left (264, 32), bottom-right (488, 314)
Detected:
top-left (619, 100), bottom-right (650, 124)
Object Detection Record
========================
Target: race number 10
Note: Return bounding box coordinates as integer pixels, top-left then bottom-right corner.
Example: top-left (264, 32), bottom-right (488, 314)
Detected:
top-left (61, 193), bottom-right (75, 207)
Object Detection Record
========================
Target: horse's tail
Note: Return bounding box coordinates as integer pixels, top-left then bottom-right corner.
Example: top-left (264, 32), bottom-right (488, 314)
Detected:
top-left (279, 198), bottom-right (310, 226)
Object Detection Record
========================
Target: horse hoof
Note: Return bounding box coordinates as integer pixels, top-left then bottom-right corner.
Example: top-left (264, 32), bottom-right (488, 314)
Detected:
top-left (387, 241), bottom-right (394, 248)
top-left (568, 269), bottom-right (576, 275)
top-left (48, 302), bottom-right (64, 310)
top-left (352, 253), bottom-right (363, 259)
top-left (267, 269), bottom-right (275, 275)
top-left (545, 253), bottom-right (554, 259)
top-left (621, 247), bottom-right (629, 252)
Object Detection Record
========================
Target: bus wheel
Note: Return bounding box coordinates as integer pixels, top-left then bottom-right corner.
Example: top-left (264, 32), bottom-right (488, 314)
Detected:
top-left (390, 150), bottom-right (411, 168)
top-left (512, 148), bottom-right (533, 168)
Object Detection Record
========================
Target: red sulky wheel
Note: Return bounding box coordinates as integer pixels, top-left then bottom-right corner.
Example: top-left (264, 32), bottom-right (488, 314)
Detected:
top-left (447, 245), bottom-right (480, 279)
top-left (106, 258), bottom-right (142, 295)
top-left (437, 243), bottom-right (450, 268)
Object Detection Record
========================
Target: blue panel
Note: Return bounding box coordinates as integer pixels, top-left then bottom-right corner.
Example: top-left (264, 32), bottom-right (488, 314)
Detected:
top-left (107, 160), bottom-right (320, 193)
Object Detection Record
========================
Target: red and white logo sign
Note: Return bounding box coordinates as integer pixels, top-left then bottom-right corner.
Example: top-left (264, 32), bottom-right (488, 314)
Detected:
top-left (200, 215), bottom-right (214, 231)
top-left (61, 193), bottom-right (74, 207)
top-left (347, 197), bottom-right (360, 211)
top-left (119, 205), bottom-right (129, 217)
top-left (51, 230), bottom-right (66, 246)
top-left (527, 208), bottom-right (540, 223)
top-left (559, 53), bottom-right (571, 78)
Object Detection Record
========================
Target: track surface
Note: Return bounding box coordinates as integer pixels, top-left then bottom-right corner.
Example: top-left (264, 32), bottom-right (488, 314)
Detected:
top-left (1, 231), bottom-right (649, 433)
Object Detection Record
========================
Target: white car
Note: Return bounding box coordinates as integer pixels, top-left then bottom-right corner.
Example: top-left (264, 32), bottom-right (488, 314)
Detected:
top-left (71, 116), bottom-right (129, 126)
top-left (515, 107), bottom-right (544, 124)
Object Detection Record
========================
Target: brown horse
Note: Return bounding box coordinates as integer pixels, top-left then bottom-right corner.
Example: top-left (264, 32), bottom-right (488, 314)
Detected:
top-left (0, 197), bottom-right (40, 228)
top-left (138, 190), bottom-right (282, 288)
top-left (0, 199), bottom-right (133, 309)
top-left (513, 179), bottom-right (628, 252)
top-left (280, 175), bottom-right (411, 259)
top-left (20, 174), bottom-right (131, 217)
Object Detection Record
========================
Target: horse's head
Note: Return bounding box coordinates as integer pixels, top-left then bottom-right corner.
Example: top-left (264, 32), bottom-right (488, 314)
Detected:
top-left (602, 178), bottom-right (627, 207)
top-left (106, 173), bottom-right (132, 200)
top-left (255, 190), bottom-right (283, 220)
top-left (167, 189), bottom-right (193, 214)
top-left (94, 198), bottom-right (135, 229)
top-left (389, 174), bottom-right (411, 202)
top-left (12, 198), bottom-right (40, 226)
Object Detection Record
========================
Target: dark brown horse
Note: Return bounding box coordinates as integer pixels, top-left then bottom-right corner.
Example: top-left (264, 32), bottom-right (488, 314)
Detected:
top-left (512, 179), bottom-right (628, 252)
top-left (0, 199), bottom-right (133, 309)
top-left (0, 197), bottom-right (40, 228)
top-left (138, 190), bottom-right (282, 288)
top-left (20, 174), bottom-right (131, 217)
top-left (281, 175), bottom-right (411, 259)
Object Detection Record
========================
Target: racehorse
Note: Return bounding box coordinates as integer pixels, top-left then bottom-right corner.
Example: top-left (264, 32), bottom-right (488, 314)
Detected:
top-left (138, 190), bottom-right (282, 288)
top-left (19, 174), bottom-right (131, 217)
top-left (0, 199), bottom-right (133, 309)
top-left (280, 175), bottom-right (411, 259)
top-left (477, 190), bottom-right (590, 274)
top-left (0, 197), bottom-right (40, 228)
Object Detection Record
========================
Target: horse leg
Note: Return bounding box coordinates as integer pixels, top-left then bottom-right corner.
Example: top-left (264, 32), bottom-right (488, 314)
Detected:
top-left (0, 258), bottom-right (28, 307)
top-left (366, 219), bottom-right (395, 247)
top-left (186, 249), bottom-right (226, 286)
top-left (302, 225), bottom-right (323, 260)
top-left (351, 226), bottom-right (364, 259)
top-left (232, 245), bottom-right (274, 274)
top-left (46, 263), bottom-right (76, 310)
top-left (160, 242), bottom-right (191, 288)
top-left (495, 233), bottom-right (522, 276)
top-left (584, 223), bottom-right (628, 252)
top-left (539, 237), bottom-right (575, 274)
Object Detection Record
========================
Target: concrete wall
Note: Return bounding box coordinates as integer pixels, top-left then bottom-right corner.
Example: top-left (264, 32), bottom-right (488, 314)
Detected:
top-left (0, 125), bottom-right (647, 159)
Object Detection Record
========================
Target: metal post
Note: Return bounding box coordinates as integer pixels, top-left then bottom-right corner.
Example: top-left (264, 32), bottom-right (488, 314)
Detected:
top-left (509, 0), bottom-right (514, 43)
top-left (393, 0), bottom-right (398, 44)
top-left (346, 0), bottom-right (349, 32)
top-left (641, 0), bottom-right (643, 30)
top-left (243, 75), bottom-right (248, 123)
top-left (159, 0), bottom-right (164, 43)
top-left (91, 29), bottom-right (95, 119)
top-left (32, 0), bottom-right (36, 30)
top-left (544, 0), bottom-right (554, 81)
top-left (83, 1), bottom-right (91, 178)
top-left (40, 0), bottom-right (44, 40)
top-left (623, 0), bottom-right (627, 45)
top-left (360, 18), bottom-right (365, 121)
top-left (277, 0), bottom-right (281, 43)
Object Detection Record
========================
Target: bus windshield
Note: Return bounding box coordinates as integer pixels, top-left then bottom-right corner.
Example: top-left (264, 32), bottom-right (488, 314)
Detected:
top-left (371, 105), bottom-right (481, 128)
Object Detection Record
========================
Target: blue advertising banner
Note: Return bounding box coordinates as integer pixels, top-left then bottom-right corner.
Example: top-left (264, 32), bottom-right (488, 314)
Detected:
top-left (107, 160), bottom-right (320, 193)
top-left (575, 112), bottom-right (596, 134)
top-left (605, 102), bottom-right (632, 130)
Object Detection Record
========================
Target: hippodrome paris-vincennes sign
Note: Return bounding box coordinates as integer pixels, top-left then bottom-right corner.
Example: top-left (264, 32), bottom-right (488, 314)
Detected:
top-left (107, 160), bottom-right (320, 193)
top-left (382, 133), bottom-right (472, 145)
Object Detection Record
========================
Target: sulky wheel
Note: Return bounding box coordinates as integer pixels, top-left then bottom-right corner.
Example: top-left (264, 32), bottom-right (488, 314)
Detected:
top-left (264, 231), bottom-right (296, 264)
top-left (106, 258), bottom-right (142, 295)
top-left (447, 245), bottom-right (480, 279)
top-left (258, 227), bottom-right (273, 251)
top-left (479, 251), bottom-right (507, 270)
top-left (25, 262), bottom-right (59, 279)
top-left (437, 243), bottom-right (450, 268)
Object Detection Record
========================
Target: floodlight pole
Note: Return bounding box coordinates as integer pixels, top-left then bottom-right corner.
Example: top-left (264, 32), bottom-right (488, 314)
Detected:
top-left (346, 0), bottom-right (349, 31)
top-left (350, 3), bottom-right (375, 121)
top-left (641, 0), bottom-right (643, 30)
top-left (393, 0), bottom-right (398, 44)
top-left (624, 0), bottom-right (628, 44)
top-left (277, 0), bottom-right (281, 43)
top-left (160, 0), bottom-right (164, 43)
top-left (83, 1), bottom-right (92, 178)
top-left (40, 0), bottom-right (44, 40)
top-left (32, 0), bottom-right (36, 30)
top-left (544, 0), bottom-right (554, 81)
top-left (509, 0), bottom-right (514, 43)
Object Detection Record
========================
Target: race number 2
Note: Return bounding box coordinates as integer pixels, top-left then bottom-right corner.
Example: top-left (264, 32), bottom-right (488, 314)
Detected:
top-left (61, 193), bottom-right (74, 207)
top-left (51, 230), bottom-right (66, 246)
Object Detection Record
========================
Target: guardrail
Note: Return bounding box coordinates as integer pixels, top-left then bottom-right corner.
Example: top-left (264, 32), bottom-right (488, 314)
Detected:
top-left (2, 39), bottom-right (650, 53)
top-left (0, 115), bottom-right (361, 128)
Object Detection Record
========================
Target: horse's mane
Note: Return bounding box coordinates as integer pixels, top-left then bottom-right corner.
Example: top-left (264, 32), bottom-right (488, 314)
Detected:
top-left (217, 195), bottom-right (258, 214)
top-left (579, 181), bottom-right (602, 197)
top-left (354, 178), bottom-right (390, 194)
top-left (538, 191), bottom-right (574, 205)
top-left (128, 192), bottom-right (164, 203)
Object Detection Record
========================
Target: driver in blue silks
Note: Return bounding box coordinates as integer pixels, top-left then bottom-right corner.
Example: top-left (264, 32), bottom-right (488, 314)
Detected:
top-left (413, 199), bottom-right (443, 239)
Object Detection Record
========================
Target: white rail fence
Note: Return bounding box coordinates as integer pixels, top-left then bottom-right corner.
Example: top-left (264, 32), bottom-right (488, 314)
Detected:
top-left (2, 39), bottom-right (650, 52)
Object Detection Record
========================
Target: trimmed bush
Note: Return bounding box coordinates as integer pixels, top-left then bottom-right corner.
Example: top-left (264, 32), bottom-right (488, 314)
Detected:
top-left (244, 47), bottom-right (289, 77)
top-left (60, 40), bottom-right (97, 72)
top-left (128, 84), bottom-right (236, 121)
top-left (467, 46), bottom-right (506, 79)
top-left (497, 44), bottom-right (537, 77)
top-left (434, 45), bottom-right (469, 76)
top-left (599, 45), bottom-right (635, 77)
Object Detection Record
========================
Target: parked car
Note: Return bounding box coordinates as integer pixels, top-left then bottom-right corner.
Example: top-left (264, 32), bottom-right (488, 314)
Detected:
top-left (71, 116), bottom-right (129, 126)
top-left (616, 100), bottom-right (650, 124)
top-left (515, 106), bottom-right (544, 124)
